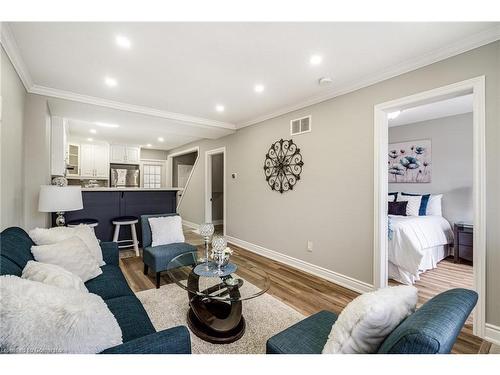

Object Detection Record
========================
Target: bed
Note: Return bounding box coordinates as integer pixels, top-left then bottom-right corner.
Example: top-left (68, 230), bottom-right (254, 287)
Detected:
top-left (388, 214), bottom-right (454, 285)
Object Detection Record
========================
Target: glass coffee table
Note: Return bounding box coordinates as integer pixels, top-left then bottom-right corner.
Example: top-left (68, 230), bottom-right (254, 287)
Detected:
top-left (167, 251), bottom-right (270, 343)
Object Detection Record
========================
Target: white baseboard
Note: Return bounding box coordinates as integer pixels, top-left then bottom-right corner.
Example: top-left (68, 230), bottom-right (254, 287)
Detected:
top-left (182, 220), bottom-right (200, 233)
top-left (485, 323), bottom-right (500, 346)
top-left (226, 235), bottom-right (374, 294)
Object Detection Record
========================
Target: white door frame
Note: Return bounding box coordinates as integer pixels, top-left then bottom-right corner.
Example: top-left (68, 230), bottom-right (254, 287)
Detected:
top-left (166, 146), bottom-right (199, 211)
top-left (205, 147), bottom-right (226, 236)
top-left (373, 76), bottom-right (486, 338)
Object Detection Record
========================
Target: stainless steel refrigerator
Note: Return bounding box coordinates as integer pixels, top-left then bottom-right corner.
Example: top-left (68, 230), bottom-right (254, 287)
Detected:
top-left (110, 164), bottom-right (140, 187)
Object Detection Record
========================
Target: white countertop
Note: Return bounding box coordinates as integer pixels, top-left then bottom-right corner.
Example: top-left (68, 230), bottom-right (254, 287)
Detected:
top-left (81, 187), bottom-right (183, 192)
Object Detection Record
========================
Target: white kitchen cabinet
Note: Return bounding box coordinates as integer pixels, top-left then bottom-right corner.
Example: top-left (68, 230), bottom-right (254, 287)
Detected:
top-left (126, 146), bottom-right (140, 164)
top-left (80, 143), bottom-right (109, 178)
top-left (66, 143), bottom-right (80, 176)
top-left (50, 116), bottom-right (68, 176)
top-left (110, 144), bottom-right (140, 164)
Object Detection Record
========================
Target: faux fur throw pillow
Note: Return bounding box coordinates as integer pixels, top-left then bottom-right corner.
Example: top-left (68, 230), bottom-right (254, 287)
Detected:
top-left (0, 275), bottom-right (122, 353)
top-left (29, 225), bottom-right (105, 266)
top-left (22, 260), bottom-right (88, 292)
top-left (322, 285), bottom-right (418, 354)
top-left (31, 237), bottom-right (102, 282)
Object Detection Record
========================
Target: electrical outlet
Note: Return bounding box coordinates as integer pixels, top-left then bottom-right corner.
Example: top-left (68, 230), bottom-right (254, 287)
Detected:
top-left (307, 241), bottom-right (313, 252)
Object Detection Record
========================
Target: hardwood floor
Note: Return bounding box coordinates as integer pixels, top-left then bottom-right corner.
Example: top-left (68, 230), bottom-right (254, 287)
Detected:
top-left (119, 227), bottom-right (485, 354)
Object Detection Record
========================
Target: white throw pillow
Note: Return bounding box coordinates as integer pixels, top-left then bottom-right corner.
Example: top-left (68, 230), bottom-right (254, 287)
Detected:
top-left (426, 194), bottom-right (443, 216)
top-left (0, 275), bottom-right (122, 353)
top-left (397, 195), bottom-right (422, 216)
top-left (322, 285), bottom-right (418, 354)
top-left (22, 260), bottom-right (88, 293)
top-left (31, 237), bottom-right (102, 282)
top-left (29, 225), bottom-right (105, 266)
top-left (148, 215), bottom-right (185, 247)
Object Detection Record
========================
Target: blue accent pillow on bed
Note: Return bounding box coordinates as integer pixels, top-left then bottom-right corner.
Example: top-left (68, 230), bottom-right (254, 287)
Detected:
top-left (400, 193), bottom-right (430, 215)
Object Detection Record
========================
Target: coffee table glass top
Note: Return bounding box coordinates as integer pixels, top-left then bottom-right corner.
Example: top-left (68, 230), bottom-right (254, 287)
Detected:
top-left (166, 251), bottom-right (270, 302)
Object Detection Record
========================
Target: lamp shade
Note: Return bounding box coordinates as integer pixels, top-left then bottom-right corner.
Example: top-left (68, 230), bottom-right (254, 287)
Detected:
top-left (38, 185), bottom-right (83, 212)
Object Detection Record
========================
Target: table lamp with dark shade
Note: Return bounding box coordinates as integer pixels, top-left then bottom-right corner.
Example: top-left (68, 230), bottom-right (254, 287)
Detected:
top-left (38, 185), bottom-right (83, 226)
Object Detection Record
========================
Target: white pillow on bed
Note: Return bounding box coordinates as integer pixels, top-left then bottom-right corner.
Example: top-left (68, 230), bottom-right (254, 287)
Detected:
top-left (322, 285), bottom-right (418, 354)
top-left (397, 195), bottom-right (422, 216)
top-left (426, 194), bottom-right (443, 216)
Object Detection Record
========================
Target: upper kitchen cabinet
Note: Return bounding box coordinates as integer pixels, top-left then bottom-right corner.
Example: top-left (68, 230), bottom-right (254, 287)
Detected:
top-left (80, 143), bottom-right (109, 179)
top-left (66, 143), bottom-right (80, 177)
top-left (110, 144), bottom-right (141, 164)
top-left (50, 116), bottom-right (68, 176)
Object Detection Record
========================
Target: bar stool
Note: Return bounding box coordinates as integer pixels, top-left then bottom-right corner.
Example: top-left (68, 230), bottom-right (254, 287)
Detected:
top-left (67, 218), bottom-right (99, 229)
top-left (112, 216), bottom-right (140, 257)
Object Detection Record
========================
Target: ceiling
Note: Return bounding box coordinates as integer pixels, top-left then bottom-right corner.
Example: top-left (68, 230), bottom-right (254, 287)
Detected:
top-left (389, 94), bottom-right (473, 127)
top-left (3, 22), bottom-right (499, 149)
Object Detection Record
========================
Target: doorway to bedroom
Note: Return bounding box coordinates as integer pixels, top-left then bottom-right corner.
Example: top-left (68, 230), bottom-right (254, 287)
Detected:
top-left (373, 77), bottom-right (486, 338)
top-left (205, 147), bottom-right (226, 236)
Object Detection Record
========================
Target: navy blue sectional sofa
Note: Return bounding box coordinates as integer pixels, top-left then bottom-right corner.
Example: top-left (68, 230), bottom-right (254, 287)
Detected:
top-left (266, 288), bottom-right (477, 354)
top-left (0, 227), bottom-right (191, 354)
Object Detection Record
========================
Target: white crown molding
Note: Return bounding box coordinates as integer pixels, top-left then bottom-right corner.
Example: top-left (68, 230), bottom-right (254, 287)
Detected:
top-left (236, 24), bottom-right (500, 128)
top-left (485, 323), bottom-right (500, 346)
top-left (0, 22), bottom-right (33, 90)
top-left (29, 85), bottom-right (236, 130)
top-left (226, 235), bottom-right (374, 294)
top-left (0, 23), bottom-right (235, 131)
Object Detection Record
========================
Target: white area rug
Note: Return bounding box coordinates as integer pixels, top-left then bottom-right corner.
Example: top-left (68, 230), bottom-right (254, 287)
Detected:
top-left (136, 282), bottom-right (305, 354)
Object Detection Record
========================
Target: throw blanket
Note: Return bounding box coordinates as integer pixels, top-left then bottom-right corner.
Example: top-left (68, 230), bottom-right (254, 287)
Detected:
top-left (388, 215), bottom-right (453, 278)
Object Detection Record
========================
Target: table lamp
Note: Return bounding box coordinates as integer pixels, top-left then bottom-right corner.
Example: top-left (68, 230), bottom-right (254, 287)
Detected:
top-left (38, 185), bottom-right (83, 226)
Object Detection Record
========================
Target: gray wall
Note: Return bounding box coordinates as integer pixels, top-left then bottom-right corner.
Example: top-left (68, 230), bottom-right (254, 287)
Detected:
top-left (168, 41), bottom-right (500, 326)
top-left (1, 47), bottom-right (26, 229)
top-left (211, 153), bottom-right (224, 222)
top-left (389, 113), bottom-right (473, 226)
top-left (140, 148), bottom-right (167, 160)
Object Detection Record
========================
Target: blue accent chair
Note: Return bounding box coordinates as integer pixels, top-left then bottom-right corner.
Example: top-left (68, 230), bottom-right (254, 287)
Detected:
top-left (141, 213), bottom-right (197, 288)
top-left (266, 288), bottom-right (477, 354)
top-left (0, 227), bottom-right (191, 354)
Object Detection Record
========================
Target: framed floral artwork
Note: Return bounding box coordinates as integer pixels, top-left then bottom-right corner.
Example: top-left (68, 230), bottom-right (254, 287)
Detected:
top-left (388, 139), bottom-right (431, 183)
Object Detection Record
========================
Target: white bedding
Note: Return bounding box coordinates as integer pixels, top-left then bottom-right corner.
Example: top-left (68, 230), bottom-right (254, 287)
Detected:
top-left (388, 215), bottom-right (453, 285)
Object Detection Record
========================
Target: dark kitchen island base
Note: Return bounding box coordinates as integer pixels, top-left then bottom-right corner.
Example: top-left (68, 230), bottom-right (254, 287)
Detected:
top-left (54, 189), bottom-right (178, 244)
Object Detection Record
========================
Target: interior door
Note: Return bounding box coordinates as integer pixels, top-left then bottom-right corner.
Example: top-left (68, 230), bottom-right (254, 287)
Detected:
top-left (80, 143), bottom-right (95, 177)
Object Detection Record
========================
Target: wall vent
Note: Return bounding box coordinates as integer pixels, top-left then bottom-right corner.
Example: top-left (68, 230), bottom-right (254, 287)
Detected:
top-left (290, 115), bottom-right (311, 136)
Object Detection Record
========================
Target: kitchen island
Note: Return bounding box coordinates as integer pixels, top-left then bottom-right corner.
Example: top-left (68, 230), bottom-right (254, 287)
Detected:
top-left (55, 188), bottom-right (183, 243)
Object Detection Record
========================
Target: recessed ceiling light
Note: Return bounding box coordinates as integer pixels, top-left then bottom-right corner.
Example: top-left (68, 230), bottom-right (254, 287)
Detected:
top-left (90, 129), bottom-right (97, 134)
top-left (95, 122), bottom-right (119, 128)
top-left (115, 35), bottom-right (131, 49)
top-left (388, 110), bottom-right (402, 120)
top-left (158, 137), bottom-right (164, 142)
top-left (310, 55), bottom-right (322, 65)
top-left (146, 144), bottom-right (152, 147)
top-left (87, 138), bottom-right (93, 141)
top-left (104, 76), bottom-right (117, 87)
top-left (254, 84), bottom-right (265, 93)
top-left (215, 105), bottom-right (225, 113)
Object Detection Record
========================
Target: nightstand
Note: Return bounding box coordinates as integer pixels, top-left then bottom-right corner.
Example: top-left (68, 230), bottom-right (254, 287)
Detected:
top-left (454, 222), bottom-right (473, 263)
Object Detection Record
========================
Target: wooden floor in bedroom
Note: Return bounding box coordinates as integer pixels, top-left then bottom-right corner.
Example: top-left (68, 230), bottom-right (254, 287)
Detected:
top-left (119, 228), bottom-right (485, 354)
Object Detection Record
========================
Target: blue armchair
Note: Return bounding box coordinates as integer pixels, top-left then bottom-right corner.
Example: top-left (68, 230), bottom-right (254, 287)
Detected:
top-left (141, 213), bottom-right (197, 288)
top-left (266, 288), bottom-right (477, 354)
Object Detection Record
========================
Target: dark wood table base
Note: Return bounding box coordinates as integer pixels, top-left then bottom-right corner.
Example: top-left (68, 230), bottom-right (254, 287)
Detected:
top-left (187, 301), bottom-right (246, 344)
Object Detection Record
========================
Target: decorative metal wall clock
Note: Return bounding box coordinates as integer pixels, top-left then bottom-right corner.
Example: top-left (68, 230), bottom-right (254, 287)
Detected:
top-left (263, 139), bottom-right (304, 193)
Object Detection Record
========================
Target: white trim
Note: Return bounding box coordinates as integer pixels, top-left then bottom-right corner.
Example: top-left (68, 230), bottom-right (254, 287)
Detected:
top-left (237, 25), bottom-right (500, 128)
top-left (485, 324), bottom-right (500, 346)
top-left (205, 147), bottom-right (226, 237)
top-left (182, 219), bottom-right (200, 231)
top-left (0, 23), bottom-right (33, 89)
top-left (227, 235), bottom-right (374, 294)
top-left (373, 76), bottom-right (487, 338)
top-left (166, 146), bottom-right (199, 210)
top-left (30, 85), bottom-right (236, 130)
